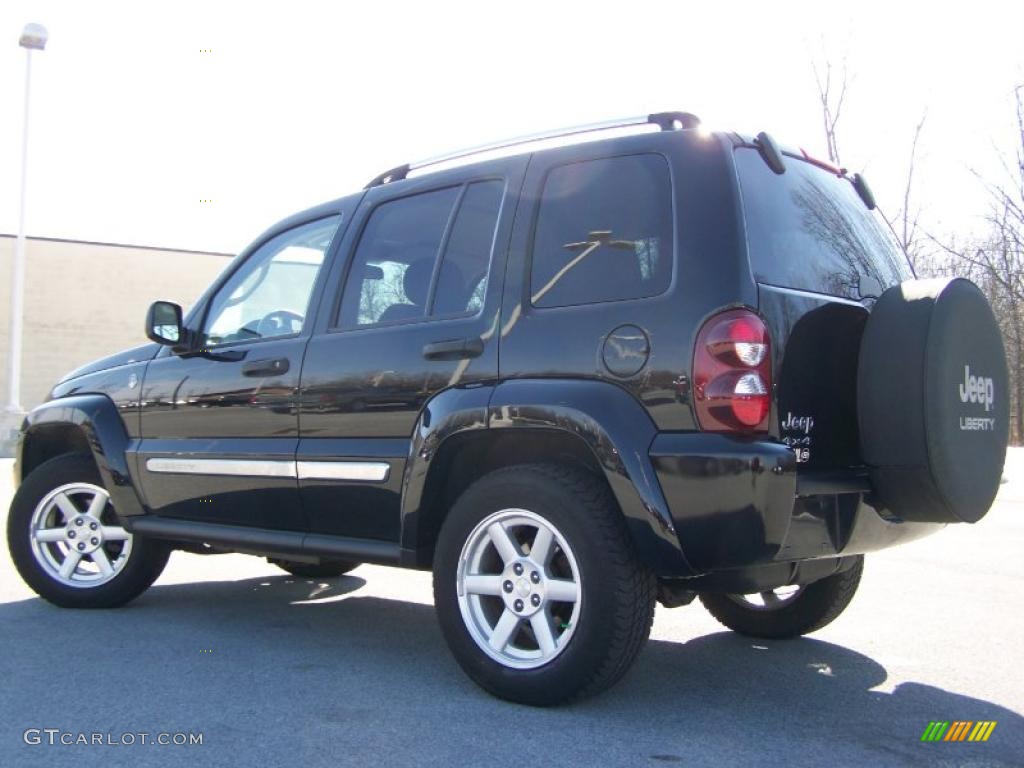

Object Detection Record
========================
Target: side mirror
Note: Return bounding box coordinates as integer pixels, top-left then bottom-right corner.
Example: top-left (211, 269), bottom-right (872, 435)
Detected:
top-left (146, 301), bottom-right (185, 346)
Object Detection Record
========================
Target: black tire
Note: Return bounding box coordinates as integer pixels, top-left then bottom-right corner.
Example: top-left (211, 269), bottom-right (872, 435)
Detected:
top-left (7, 453), bottom-right (171, 609)
top-left (699, 557), bottom-right (864, 639)
top-left (433, 463), bottom-right (655, 706)
top-left (271, 559), bottom-right (360, 578)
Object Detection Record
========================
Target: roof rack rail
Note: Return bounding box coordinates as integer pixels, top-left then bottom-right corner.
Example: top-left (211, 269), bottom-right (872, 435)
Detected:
top-left (364, 111), bottom-right (701, 189)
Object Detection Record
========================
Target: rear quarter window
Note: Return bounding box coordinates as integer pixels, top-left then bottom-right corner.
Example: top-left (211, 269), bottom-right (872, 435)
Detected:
top-left (530, 154), bottom-right (673, 308)
top-left (734, 147), bottom-right (911, 300)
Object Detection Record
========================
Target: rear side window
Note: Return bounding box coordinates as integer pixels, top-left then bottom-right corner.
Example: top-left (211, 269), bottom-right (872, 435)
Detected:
top-left (338, 180), bottom-right (503, 328)
top-left (530, 154), bottom-right (673, 308)
top-left (735, 148), bottom-right (911, 300)
top-left (436, 180), bottom-right (504, 316)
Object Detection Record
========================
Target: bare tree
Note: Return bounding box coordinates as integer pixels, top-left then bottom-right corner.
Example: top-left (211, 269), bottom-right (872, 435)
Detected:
top-left (974, 86), bottom-right (1024, 443)
top-left (895, 112), bottom-right (929, 270)
top-left (933, 232), bottom-right (1024, 444)
top-left (811, 54), bottom-right (849, 166)
top-left (809, 51), bottom-right (937, 274)
top-left (933, 85), bottom-right (1024, 443)
top-left (982, 85), bottom-right (1024, 267)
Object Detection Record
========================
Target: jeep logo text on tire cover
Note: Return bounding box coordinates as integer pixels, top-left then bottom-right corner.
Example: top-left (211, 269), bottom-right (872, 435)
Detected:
top-left (959, 365), bottom-right (994, 412)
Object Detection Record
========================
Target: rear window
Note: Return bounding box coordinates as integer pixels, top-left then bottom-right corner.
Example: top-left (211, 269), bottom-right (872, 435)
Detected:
top-left (734, 148), bottom-right (911, 300)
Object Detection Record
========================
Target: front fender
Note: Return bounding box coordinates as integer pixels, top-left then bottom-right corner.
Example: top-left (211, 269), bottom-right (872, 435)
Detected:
top-left (18, 395), bottom-right (145, 518)
top-left (488, 379), bottom-right (694, 576)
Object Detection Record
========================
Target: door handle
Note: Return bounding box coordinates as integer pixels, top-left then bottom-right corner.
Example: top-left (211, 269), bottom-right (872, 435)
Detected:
top-left (241, 358), bottom-right (290, 377)
top-left (422, 337), bottom-right (484, 361)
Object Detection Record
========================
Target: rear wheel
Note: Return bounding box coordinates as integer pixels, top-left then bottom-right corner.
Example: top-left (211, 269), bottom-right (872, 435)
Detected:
top-left (699, 557), bottom-right (864, 639)
top-left (696, 557), bottom-right (864, 638)
top-left (270, 559), bottom-right (360, 578)
top-left (7, 454), bottom-right (170, 608)
top-left (433, 464), bottom-right (655, 706)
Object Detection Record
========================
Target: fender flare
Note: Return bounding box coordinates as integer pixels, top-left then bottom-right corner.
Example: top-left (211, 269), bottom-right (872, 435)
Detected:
top-left (399, 385), bottom-right (493, 562)
top-left (401, 379), bottom-right (694, 576)
top-left (489, 379), bottom-right (693, 575)
top-left (18, 394), bottom-right (146, 518)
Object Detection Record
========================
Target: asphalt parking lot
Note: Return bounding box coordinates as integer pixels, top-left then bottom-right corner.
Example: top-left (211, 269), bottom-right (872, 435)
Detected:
top-left (1, 456), bottom-right (1022, 768)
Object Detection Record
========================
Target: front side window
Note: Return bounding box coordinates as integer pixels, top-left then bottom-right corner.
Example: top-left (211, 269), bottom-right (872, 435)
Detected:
top-left (339, 180), bottom-right (504, 328)
top-left (203, 216), bottom-right (340, 346)
top-left (530, 154), bottom-right (673, 308)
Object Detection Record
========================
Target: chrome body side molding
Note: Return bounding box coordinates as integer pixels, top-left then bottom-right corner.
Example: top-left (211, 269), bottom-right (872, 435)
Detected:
top-left (146, 458), bottom-right (390, 483)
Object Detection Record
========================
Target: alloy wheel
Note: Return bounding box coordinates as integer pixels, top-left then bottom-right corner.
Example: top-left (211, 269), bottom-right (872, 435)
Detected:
top-left (28, 482), bottom-right (133, 588)
top-left (456, 508), bottom-right (581, 670)
top-left (725, 584), bottom-right (803, 611)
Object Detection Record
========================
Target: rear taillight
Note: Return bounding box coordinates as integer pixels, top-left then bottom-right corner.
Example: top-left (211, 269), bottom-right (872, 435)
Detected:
top-left (693, 309), bottom-right (772, 433)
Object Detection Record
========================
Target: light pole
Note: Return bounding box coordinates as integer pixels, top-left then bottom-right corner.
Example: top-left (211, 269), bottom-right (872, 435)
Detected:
top-left (5, 23), bottom-right (48, 416)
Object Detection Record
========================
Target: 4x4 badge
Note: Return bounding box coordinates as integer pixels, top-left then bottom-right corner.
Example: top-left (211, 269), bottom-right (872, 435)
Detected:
top-left (781, 412), bottom-right (813, 463)
top-left (128, 373), bottom-right (138, 389)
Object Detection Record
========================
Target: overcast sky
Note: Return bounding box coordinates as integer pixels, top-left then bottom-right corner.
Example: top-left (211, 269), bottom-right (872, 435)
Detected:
top-left (0, 0), bottom-right (1021, 254)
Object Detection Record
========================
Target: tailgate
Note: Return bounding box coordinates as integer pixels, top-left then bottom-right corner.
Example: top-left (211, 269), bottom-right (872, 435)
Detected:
top-left (733, 146), bottom-right (913, 472)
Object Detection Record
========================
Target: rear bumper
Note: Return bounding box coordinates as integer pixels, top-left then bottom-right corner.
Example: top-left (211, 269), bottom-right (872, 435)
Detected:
top-left (649, 433), bottom-right (943, 573)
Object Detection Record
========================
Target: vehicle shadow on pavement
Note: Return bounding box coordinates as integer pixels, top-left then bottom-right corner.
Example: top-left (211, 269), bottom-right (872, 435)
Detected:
top-left (3, 574), bottom-right (1021, 767)
top-left (626, 633), bottom-right (1024, 764)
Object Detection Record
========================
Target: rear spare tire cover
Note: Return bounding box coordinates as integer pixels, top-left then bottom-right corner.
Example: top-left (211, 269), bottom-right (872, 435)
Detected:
top-left (858, 278), bottom-right (1008, 523)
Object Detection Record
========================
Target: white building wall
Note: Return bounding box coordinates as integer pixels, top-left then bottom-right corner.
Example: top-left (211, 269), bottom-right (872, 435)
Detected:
top-left (0, 235), bottom-right (232, 412)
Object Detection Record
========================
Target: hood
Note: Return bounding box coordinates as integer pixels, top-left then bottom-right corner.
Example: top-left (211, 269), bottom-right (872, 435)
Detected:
top-left (59, 343), bottom-right (161, 383)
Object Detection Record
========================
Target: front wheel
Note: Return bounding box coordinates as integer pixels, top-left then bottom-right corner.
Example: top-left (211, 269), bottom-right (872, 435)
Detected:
top-left (698, 557), bottom-right (864, 639)
top-left (7, 454), bottom-right (170, 609)
top-left (433, 464), bottom-right (655, 706)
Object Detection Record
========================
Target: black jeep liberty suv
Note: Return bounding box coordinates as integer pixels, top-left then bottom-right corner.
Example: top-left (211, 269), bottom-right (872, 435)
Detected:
top-left (7, 112), bottom-right (1009, 705)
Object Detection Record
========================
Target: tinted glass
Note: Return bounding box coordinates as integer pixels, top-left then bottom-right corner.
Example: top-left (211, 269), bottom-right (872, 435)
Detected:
top-left (735, 148), bottom-right (912, 300)
top-left (340, 187), bottom-right (459, 327)
top-left (203, 216), bottom-right (339, 346)
top-left (433, 180), bottom-right (504, 316)
top-left (530, 154), bottom-right (673, 308)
